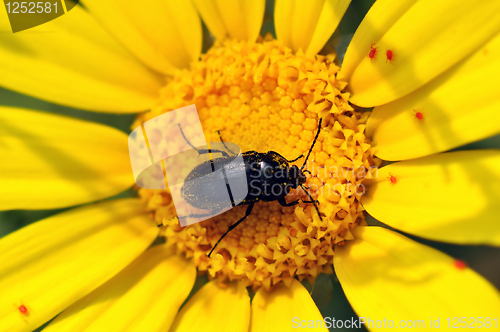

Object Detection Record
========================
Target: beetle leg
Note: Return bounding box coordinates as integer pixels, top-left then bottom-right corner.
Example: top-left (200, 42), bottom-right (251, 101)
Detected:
top-left (177, 123), bottom-right (199, 151)
top-left (287, 154), bottom-right (304, 163)
top-left (277, 197), bottom-right (300, 207)
top-left (267, 150), bottom-right (304, 163)
top-left (208, 203), bottom-right (255, 257)
top-left (278, 197), bottom-right (318, 206)
top-left (215, 130), bottom-right (238, 155)
top-left (177, 124), bottom-right (230, 157)
top-left (196, 149), bottom-right (230, 157)
top-left (267, 150), bottom-right (303, 163)
top-left (300, 184), bottom-right (323, 221)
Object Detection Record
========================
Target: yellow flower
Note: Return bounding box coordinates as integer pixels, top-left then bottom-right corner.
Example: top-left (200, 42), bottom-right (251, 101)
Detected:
top-left (1, 0), bottom-right (500, 331)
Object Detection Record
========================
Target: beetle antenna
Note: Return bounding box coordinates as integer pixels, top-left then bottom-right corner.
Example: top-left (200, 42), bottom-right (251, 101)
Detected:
top-left (300, 184), bottom-right (323, 221)
top-left (301, 118), bottom-right (323, 171)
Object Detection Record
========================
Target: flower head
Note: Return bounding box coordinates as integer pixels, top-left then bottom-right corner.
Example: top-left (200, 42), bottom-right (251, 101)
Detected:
top-left (1, 0), bottom-right (499, 331)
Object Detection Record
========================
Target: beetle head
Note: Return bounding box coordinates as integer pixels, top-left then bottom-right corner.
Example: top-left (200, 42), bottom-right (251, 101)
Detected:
top-left (288, 165), bottom-right (307, 188)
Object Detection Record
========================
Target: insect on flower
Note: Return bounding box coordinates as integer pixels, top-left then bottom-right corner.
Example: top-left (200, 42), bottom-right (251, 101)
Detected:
top-left (414, 109), bottom-right (424, 120)
top-left (368, 43), bottom-right (378, 61)
top-left (177, 119), bottom-right (325, 257)
top-left (14, 303), bottom-right (29, 317)
top-left (387, 172), bottom-right (397, 184)
top-left (386, 49), bottom-right (394, 63)
top-left (454, 259), bottom-right (467, 270)
top-left (18, 305), bottom-right (28, 315)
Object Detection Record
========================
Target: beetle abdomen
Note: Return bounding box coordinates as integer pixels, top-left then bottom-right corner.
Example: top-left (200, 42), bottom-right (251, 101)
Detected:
top-left (181, 159), bottom-right (232, 211)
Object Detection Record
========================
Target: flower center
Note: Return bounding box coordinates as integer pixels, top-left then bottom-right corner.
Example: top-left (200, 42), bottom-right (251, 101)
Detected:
top-left (135, 37), bottom-right (379, 290)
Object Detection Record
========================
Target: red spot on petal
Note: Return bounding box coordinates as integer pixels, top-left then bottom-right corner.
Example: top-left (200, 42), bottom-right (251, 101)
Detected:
top-left (18, 305), bottom-right (28, 315)
top-left (454, 259), bottom-right (467, 270)
top-left (387, 173), bottom-right (397, 184)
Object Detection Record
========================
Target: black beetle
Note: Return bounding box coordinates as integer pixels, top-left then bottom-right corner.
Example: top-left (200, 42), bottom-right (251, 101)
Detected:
top-left (176, 118), bottom-right (323, 257)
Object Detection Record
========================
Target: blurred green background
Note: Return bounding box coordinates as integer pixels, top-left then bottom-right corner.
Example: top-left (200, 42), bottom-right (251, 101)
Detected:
top-left (1, 1), bottom-right (499, 331)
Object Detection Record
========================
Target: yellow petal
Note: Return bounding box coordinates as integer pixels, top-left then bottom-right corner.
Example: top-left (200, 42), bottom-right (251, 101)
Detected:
top-left (0, 6), bottom-right (161, 113)
top-left (362, 150), bottom-right (500, 246)
top-left (193, 0), bottom-right (265, 42)
top-left (273, 0), bottom-right (294, 49)
top-left (334, 227), bottom-right (500, 323)
top-left (44, 246), bottom-right (196, 332)
top-left (81, 0), bottom-right (201, 75)
top-left (338, 0), bottom-right (418, 81)
top-left (251, 279), bottom-right (328, 331)
top-left (0, 199), bottom-right (158, 332)
top-left (0, 107), bottom-right (134, 210)
top-left (275, 0), bottom-right (351, 55)
top-left (276, 0), bottom-right (323, 53)
top-left (305, 0), bottom-right (351, 56)
top-left (366, 31), bottom-right (500, 160)
top-left (170, 280), bottom-right (250, 332)
top-left (342, 0), bottom-right (500, 107)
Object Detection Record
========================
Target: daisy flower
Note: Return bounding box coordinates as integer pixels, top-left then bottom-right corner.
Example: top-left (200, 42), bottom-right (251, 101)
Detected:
top-left (1, 0), bottom-right (500, 331)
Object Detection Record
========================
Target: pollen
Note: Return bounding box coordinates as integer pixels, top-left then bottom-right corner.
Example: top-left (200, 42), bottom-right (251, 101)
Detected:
top-left (135, 36), bottom-right (380, 290)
